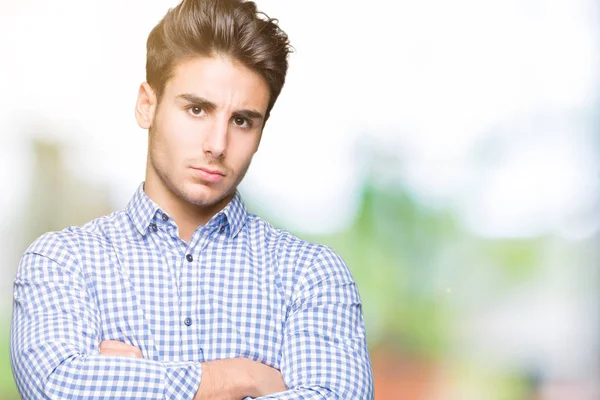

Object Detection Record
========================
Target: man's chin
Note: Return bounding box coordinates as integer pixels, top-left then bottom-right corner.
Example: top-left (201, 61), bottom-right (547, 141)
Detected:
top-left (181, 184), bottom-right (228, 208)
top-left (182, 191), bottom-right (219, 208)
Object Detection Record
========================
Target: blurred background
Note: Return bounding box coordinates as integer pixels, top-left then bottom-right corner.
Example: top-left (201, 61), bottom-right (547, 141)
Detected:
top-left (1, 0), bottom-right (599, 398)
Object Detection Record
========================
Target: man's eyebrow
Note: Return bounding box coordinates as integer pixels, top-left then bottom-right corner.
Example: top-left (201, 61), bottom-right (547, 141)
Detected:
top-left (234, 109), bottom-right (264, 121)
top-left (177, 93), bottom-right (264, 121)
top-left (176, 93), bottom-right (216, 110)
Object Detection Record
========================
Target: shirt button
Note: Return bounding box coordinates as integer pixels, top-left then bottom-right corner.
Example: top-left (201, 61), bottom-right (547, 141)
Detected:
top-left (149, 223), bottom-right (158, 232)
top-left (184, 317), bottom-right (192, 326)
top-left (186, 254), bottom-right (193, 262)
top-left (219, 226), bottom-right (225, 233)
top-left (161, 213), bottom-right (169, 221)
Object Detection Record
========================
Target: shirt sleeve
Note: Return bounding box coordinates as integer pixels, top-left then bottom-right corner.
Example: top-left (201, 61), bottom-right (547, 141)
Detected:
top-left (10, 233), bottom-right (201, 400)
top-left (253, 246), bottom-right (374, 400)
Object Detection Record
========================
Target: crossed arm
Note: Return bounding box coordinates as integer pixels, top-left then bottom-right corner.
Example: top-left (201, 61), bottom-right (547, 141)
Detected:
top-left (10, 235), bottom-right (373, 399)
top-left (98, 340), bottom-right (285, 399)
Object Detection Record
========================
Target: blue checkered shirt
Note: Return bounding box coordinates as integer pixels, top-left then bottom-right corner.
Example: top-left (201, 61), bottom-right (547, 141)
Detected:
top-left (11, 184), bottom-right (374, 399)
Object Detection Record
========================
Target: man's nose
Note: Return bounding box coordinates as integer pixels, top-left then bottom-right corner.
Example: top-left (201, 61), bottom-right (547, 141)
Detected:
top-left (202, 118), bottom-right (228, 158)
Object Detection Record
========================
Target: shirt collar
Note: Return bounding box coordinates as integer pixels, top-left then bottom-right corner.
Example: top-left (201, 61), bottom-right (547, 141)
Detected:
top-left (126, 183), bottom-right (161, 236)
top-left (126, 183), bottom-right (248, 238)
top-left (220, 191), bottom-right (247, 238)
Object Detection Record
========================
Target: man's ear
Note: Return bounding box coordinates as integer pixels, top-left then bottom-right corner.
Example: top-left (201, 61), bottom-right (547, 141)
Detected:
top-left (135, 82), bottom-right (157, 129)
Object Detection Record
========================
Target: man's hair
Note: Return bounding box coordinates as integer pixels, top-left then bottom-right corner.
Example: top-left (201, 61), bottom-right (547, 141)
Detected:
top-left (146, 0), bottom-right (292, 117)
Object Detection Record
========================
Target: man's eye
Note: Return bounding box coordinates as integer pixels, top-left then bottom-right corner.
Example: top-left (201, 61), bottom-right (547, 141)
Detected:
top-left (188, 106), bottom-right (205, 116)
top-left (233, 117), bottom-right (250, 128)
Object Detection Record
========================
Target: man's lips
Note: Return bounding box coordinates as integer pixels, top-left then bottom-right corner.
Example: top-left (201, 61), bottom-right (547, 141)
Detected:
top-left (193, 166), bottom-right (224, 176)
top-left (191, 167), bottom-right (225, 183)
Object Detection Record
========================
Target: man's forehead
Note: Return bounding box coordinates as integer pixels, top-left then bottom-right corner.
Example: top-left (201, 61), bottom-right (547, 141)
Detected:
top-left (169, 56), bottom-right (258, 84)
top-left (163, 57), bottom-right (270, 108)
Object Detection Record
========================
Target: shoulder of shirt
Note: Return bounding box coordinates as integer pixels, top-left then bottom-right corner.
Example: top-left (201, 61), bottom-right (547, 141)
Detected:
top-left (246, 212), bottom-right (322, 257)
top-left (24, 208), bottom-right (129, 261)
top-left (245, 213), bottom-right (354, 284)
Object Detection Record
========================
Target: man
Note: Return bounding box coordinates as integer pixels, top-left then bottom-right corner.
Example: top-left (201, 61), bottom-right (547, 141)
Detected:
top-left (10, 0), bottom-right (374, 398)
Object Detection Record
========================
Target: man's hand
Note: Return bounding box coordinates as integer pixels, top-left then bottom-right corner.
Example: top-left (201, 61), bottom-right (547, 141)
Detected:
top-left (244, 359), bottom-right (287, 397)
top-left (196, 358), bottom-right (287, 400)
top-left (99, 340), bottom-right (144, 358)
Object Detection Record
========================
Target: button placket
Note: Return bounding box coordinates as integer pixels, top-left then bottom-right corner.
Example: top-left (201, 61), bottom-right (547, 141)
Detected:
top-left (182, 236), bottom-right (210, 359)
top-left (181, 238), bottom-right (201, 357)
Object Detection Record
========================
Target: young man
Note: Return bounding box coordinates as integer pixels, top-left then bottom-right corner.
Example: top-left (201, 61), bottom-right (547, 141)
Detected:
top-left (10, 0), bottom-right (374, 399)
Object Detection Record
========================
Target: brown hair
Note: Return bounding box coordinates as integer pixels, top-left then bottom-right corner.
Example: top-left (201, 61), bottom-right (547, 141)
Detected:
top-left (146, 0), bottom-right (292, 117)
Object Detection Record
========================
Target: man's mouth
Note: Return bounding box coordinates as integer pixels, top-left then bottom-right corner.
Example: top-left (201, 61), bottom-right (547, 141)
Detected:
top-left (191, 167), bottom-right (225, 183)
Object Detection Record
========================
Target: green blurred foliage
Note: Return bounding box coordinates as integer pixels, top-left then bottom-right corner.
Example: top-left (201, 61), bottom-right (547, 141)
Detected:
top-left (477, 239), bottom-right (544, 281)
top-left (312, 183), bottom-right (459, 356)
top-left (301, 182), bottom-right (546, 361)
top-left (0, 320), bottom-right (18, 399)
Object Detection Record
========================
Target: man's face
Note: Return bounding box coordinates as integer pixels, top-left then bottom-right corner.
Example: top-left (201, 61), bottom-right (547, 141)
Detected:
top-left (144, 55), bottom-right (270, 213)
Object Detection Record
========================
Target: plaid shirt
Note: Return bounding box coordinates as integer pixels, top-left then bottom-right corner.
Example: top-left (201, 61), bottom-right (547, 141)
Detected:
top-left (11, 184), bottom-right (374, 399)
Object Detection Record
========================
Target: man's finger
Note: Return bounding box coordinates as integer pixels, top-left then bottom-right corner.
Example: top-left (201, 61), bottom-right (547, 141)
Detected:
top-left (99, 340), bottom-right (143, 358)
top-left (100, 340), bottom-right (133, 349)
top-left (99, 348), bottom-right (143, 358)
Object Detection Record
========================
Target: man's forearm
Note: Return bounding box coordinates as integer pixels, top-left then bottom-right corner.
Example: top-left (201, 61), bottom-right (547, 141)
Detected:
top-left (23, 353), bottom-right (200, 400)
